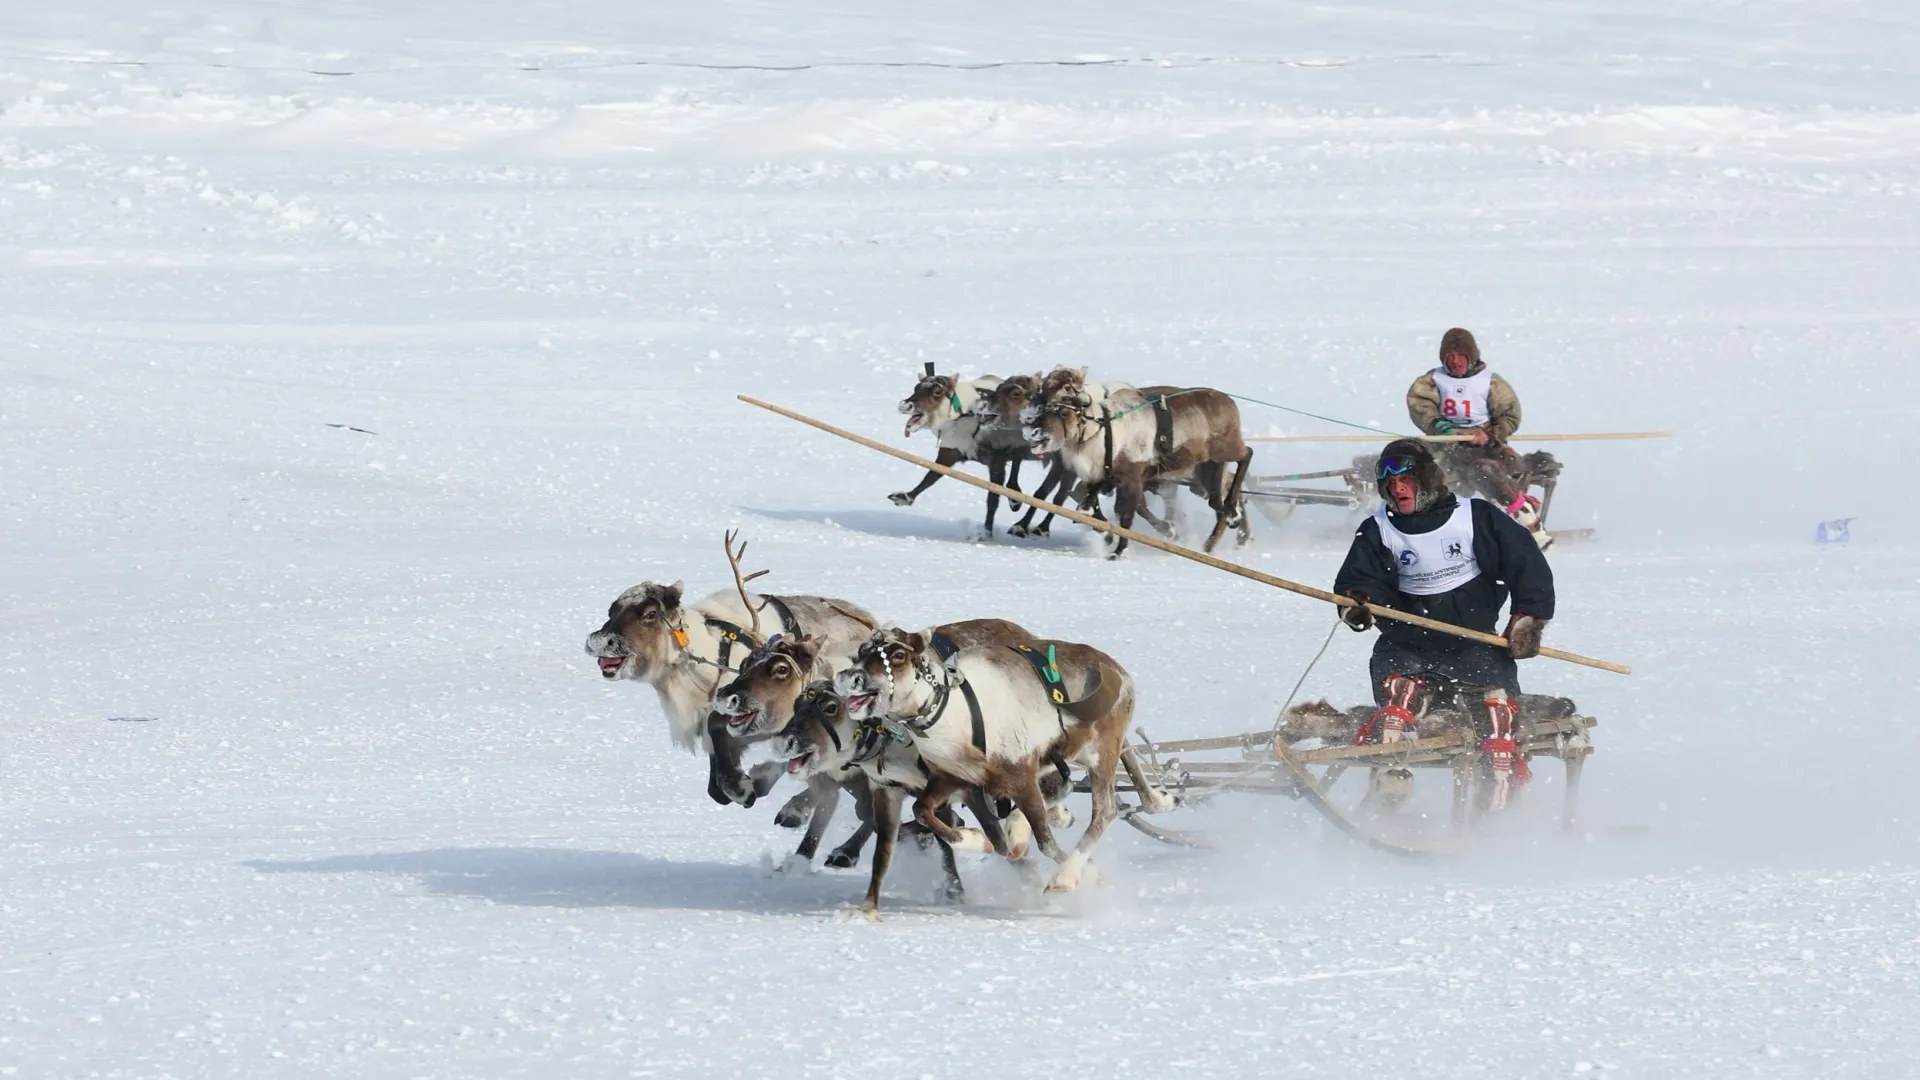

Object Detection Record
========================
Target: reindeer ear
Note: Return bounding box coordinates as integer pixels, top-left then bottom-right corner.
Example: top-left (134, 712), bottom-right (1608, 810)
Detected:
top-left (789, 635), bottom-right (821, 672)
top-left (923, 361), bottom-right (935, 377)
top-left (901, 631), bottom-right (928, 656)
top-left (661, 581), bottom-right (683, 610)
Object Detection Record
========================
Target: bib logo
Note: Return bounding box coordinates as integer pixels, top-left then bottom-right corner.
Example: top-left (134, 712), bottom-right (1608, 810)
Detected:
top-left (1398, 549), bottom-right (1419, 568)
top-left (1444, 540), bottom-right (1464, 560)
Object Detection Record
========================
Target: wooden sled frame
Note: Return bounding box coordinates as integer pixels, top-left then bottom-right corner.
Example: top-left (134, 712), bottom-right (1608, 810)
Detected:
top-left (1096, 698), bottom-right (1596, 856)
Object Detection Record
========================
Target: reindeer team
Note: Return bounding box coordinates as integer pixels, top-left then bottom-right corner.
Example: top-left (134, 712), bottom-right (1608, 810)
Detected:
top-left (586, 529), bottom-right (1173, 918)
top-left (584, 364), bottom-right (1242, 918)
top-left (891, 363), bottom-right (1255, 556)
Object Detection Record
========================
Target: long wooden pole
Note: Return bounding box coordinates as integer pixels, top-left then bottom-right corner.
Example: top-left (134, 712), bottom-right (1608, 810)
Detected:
top-left (1245, 431), bottom-right (1672, 444)
top-left (737, 395), bottom-right (1630, 676)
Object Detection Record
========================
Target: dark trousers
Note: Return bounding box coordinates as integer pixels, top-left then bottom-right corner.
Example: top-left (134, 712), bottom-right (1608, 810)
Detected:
top-left (1369, 639), bottom-right (1520, 709)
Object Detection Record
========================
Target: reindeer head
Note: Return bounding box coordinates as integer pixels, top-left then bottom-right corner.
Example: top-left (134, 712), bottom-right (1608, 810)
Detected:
top-left (898, 363), bottom-right (961, 438)
top-left (711, 634), bottom-right (822, 737)
top-left (1037, 365), bottom-right (1094, 409)
top-left (1022, 396), bottom-right (1088, 458)
top-left (584, 581), bottom-right (685, 682)
top-left (768, 681), bottom-right (861, 778)
top-left (977, 372), bottom-right (1041, 430)
top-left (835, 627), bottom-right (933, 722)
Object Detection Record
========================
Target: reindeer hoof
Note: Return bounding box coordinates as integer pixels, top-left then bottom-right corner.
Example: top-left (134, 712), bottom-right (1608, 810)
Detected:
top-left (940, 881), bottom-right (966, 905)
top-left (824, 849), bottom-right (858, 870)
top-left (887, 492), bottom-right (914, 507)
top-left (1031, 523), bottom-right (1050, 537)
top-left (853, 902), bottom-right (881, 922)
top-left (1006, 523), bottom-right (1030, 538)
top-left (1043, 872), bottom-right (1079, 894)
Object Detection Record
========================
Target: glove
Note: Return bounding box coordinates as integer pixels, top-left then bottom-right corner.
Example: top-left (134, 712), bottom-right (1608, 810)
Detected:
top-left (1341, 593), bottom-right (1375, 632)
top-left (1432, 420), bottom-right (1457, 435)
top-left (1504, 614), bottom-right (1546, 659)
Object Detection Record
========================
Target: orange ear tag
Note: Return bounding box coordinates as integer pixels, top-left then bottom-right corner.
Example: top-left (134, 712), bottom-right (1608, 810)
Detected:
top-left (672, 628), bottom-right (689, 648)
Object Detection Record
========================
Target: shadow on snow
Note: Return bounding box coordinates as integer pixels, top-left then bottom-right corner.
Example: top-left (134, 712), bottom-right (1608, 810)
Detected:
top-left (740, 505), bottom-right (1090, 552)
top-left (244, 846), bottom-right (1074, 920)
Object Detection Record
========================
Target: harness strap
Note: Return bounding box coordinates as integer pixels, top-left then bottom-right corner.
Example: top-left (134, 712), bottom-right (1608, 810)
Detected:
top-left (1009, 643), bottom-right (1070, 706)
top-left (1100, 405), bottom-right (1115, 478)
top-left (929, 631), bottom-right (960, 661)
top-left (961, 679), bottom-right (986, 753)
top-left (706, 618), bottom-right (753, 671)
top-left (1151, 394), bottom-right (1174, 464)
top-left (763, 595), bottom-right (800, 639)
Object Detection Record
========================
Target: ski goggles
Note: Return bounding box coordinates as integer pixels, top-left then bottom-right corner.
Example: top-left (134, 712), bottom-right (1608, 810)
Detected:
top-left (1376, 455), bottom-right (1418, 480)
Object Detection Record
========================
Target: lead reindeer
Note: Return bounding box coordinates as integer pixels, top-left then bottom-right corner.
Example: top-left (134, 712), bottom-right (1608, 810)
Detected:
top-left (836, 628), bottom-right (1174, 896)
top-left (582, 533), bottom-right (879, 857)
top-left (1024, 367), bottom-right (1253, 558)
top-left (888, 364), bottom-right (1040, 537)
top-left (711, 616), bottom-right (1036, 870)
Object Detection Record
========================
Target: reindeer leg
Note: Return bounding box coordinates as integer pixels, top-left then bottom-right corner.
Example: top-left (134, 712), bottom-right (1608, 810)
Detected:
top-left (1004, 763), bottom-right (1069, 866)
top-left (1231, 447), bottom-right (1254, 546)
top-left (825, 775), bottom-right (874, 869)
top-left (860, 786), bottom-right (902, 920)
top-left (773, 786), bottom-right (816, 830)
top-left (932, 803), bottom-right (967, 903)
top-left (1119, 746), bottom-right (1175, 815)
top-left (1021, 455), bottom-right (1067, 534)
top-left (791, 772), bottom-right (842, 863)
top-left (1106, 467), bottom-right (1149, 559)
top-left (982, 456), bottom-right (1006, 537)
top-left (914, 776), bottom-right (971, 847)
top-left (1047, 746), bottom-right (1120, 894)
top-left (963, 786), bottom-right (1016, 858)
top-left (889, 446), bottom-right (964, 507)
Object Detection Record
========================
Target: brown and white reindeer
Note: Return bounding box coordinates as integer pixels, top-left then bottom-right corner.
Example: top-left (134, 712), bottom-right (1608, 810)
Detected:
top-left (835, 628), bottom-right (1175, 895)
top-left (769, 680), bottom-right (1065, 918)
top-left (582, 532), bottom-right (878, 844)
top-left (1023, 366), bottom-right (1254, 558)
top-left (888, 363), bottom-right (1041, 537)
top-left (710, 616), bottom-right (1036, 871)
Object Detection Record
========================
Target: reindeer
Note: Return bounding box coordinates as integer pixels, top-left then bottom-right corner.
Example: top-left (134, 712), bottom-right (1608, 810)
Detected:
top-left (835, 630), bottom-right (1173, 896)
top-left (975, 372), bottom-right (1071, 538)
top-left (582, 533), bottom-right (878, 846)
top-left (1023, 368), bottom-right (1253, 558)
top-left (770, 681), bottom-right (1066, 918)
top-left (710, 617), bottom-right (1035, 870)
top-left (887, 364), bottom-right (1040, 537)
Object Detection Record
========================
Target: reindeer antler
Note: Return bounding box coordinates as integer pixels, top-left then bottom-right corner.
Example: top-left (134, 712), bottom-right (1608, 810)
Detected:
top-left (723, 529), bottom-right (772, 639)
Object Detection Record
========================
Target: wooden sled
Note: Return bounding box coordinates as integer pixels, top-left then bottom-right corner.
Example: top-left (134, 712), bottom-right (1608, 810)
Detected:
top-left (1092, 694), bottom-right (1596, 856)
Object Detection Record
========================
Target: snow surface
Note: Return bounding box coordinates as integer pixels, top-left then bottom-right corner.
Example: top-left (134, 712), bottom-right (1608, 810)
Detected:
top-left (4, 2), bottom-right (1919, 1076)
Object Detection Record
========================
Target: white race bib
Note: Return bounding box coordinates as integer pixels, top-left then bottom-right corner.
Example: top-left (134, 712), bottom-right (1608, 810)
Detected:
top-left (1374, 500), bottom-right (1482, 596)
top-left (1432, 366), bottom-right (1493, 428)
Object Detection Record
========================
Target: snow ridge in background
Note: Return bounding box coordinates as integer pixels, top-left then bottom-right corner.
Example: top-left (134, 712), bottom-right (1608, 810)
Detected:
top-left (3, 2), bottom-right (1917, 1077)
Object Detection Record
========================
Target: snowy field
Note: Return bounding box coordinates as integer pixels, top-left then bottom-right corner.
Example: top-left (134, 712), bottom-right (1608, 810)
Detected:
top-left (5, 2), bottom-right (1920, 1076)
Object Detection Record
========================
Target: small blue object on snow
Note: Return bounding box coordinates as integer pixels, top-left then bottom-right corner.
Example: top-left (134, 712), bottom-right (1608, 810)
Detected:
top-left (1814, 517), bottom-right (1854, 544)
